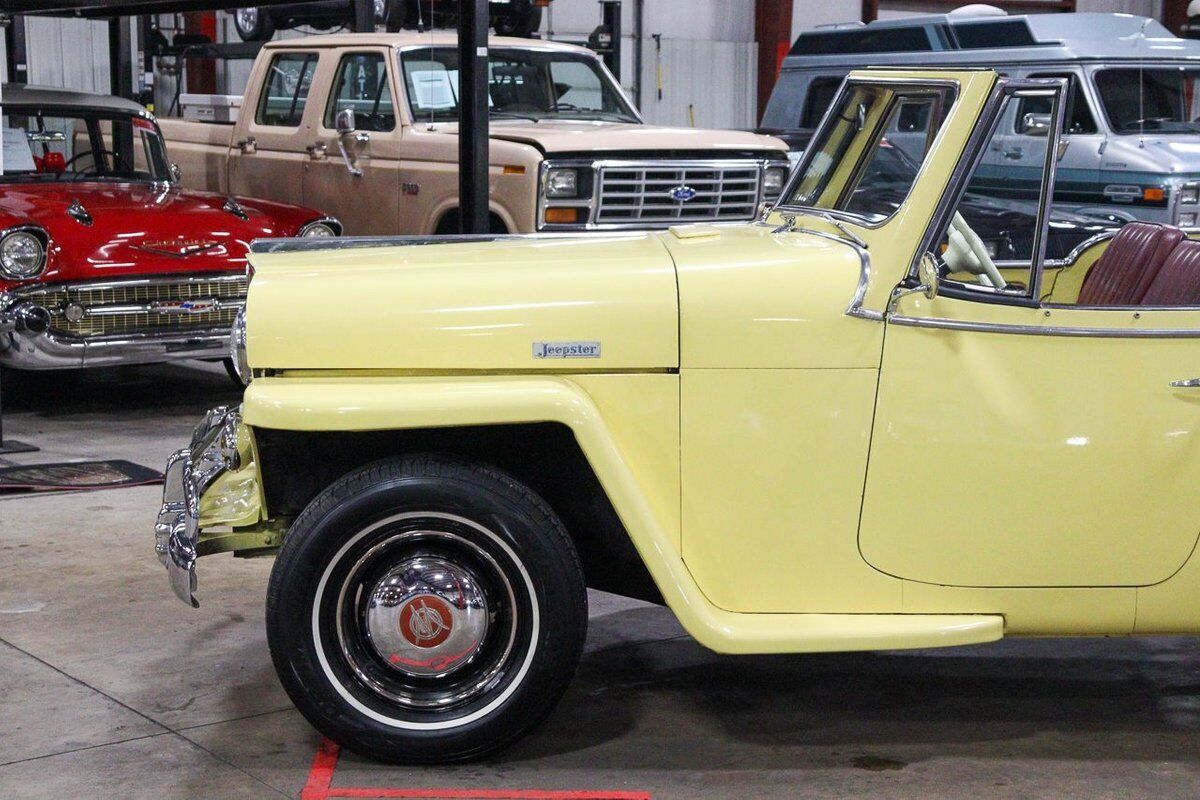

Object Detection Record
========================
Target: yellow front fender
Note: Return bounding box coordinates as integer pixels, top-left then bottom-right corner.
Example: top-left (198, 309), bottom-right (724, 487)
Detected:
top-left (242, 375), bottom-right (1003, 654)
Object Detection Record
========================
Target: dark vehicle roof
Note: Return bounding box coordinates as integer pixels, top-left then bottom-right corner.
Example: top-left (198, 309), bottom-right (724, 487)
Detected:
top-left (2, 84), bottom-right (150, 117)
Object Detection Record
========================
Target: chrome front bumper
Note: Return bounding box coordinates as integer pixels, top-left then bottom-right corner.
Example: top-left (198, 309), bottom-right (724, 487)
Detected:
top-left (154, 405), bottom-right (242, 607)
top-left (0, 318), bottom-right (231, 370)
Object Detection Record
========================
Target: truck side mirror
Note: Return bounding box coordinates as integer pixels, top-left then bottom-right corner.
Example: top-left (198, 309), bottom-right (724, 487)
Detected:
top-left (335, 108), bottom-right (356, 136)
top-left (1057, 137), bottom-right (1071, 161)
top-left (1018, 112), bottom-right (1052, 136)
top-left (169, 163), bottom-right (182, 183)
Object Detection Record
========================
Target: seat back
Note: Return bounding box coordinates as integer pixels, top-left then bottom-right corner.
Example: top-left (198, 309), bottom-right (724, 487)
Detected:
top-left (1142, 238), bottom-right (1200, 306)
top-left (1076, 222), bottom-right (1184, 306)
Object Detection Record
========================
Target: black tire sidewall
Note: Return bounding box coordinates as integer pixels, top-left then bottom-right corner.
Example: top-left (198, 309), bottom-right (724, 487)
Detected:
top-left (234, 8), bottom-right (274, 41)
top-left (267, 460), bottom-right (586, 763)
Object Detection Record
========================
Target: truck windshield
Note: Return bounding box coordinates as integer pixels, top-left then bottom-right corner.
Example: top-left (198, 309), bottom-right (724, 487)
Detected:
top-left (400, 47), bottom-right (639, 124)
top-left (1095, 68), bottom-right (1200, 135)
top-left (1, 106), bottom-right (171, 183)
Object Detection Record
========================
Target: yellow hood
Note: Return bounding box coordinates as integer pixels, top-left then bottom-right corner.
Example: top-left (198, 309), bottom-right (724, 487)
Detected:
top-left (245, 233), bottom-right (678, 372)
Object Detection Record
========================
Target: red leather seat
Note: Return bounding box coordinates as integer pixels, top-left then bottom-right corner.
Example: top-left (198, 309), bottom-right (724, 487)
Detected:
top-left (1141, 238), bottom-right (1200, 306)
top-left (1077, 222), bottom-right (1184, 306)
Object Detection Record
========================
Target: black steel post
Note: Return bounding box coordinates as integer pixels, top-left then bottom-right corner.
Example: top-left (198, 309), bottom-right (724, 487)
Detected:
top-left (5, 15), bottom-right (29, 85)
top-left (108, 17), bottom-right (135, 99)
top-left (600, 0), bottom-right (621, 81)
top-left (458, 0), bottom-right (489, 234)
top-left (351, 0), bottom-right (373, 32)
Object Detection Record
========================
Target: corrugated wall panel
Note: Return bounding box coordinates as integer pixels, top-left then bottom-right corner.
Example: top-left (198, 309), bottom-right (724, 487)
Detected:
top-left (638, 38), bottom-right (757, 130)
top-left (25, 16), bottom-right (110, 94)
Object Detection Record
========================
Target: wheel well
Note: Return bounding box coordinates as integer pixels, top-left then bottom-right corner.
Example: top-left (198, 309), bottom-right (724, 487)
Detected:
top-left (254, 423), bottom-right (663, 604)
top-left (433, 209), bottom-right (510, 235)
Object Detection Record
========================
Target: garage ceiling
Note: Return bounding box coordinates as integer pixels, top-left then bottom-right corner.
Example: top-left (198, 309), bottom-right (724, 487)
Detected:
top-left (6, 0), bottom-right (300, 17)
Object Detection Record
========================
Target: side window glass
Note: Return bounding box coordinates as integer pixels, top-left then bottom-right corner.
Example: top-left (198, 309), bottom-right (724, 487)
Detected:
top-left (934, 90), bottom-right (1058, 300)
top-left (800, 76), bottom-right (843, 129)
top-left (325, 52), bottom-right (395, 132)
top-left (257, 52), bottom-right (319, 127)
top-left (1017, 74), bottom-right (1096, 135)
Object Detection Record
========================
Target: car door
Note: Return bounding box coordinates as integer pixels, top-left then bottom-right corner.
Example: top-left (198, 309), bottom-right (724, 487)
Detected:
top-left (859, 80), bottom-right (1200, 589)
top-left (302, 49), bottom-right (403, 235)
top-left (228, 49), bottom-right (323, 208)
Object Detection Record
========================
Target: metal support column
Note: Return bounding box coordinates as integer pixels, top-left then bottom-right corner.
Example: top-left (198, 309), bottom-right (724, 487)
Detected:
top-left (458, 0), bottom-right (489, 235)
top-left (351, 0), bottom-right (373, 32)
top-left (4, 15), bottom-right (29, 85)
top-left (755, 0), bottom-right (792, 123)
top-left (108, 16), bottom-right (135, 99)
top-left (599, 0), bottom-right (622, 81)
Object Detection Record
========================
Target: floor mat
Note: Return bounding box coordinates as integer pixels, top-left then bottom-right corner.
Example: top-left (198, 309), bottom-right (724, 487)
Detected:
top-left (0, 460), bottom-right (163, 493)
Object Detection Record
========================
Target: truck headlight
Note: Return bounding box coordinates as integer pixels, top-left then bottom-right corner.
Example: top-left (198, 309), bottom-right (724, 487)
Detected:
top-left (545, 168), bottom-right (579, 199)
top-left (0, 229), bottom-right (47, 279)
top-left (299, 218), bottom-right (341, 237)
top-left (230, 307), bottom-right (251, 385)
top-left (763, 165), bottom-right (789, 198)
top-left (1181, 212), bottom-right (1198, 227)
top-left (1181, 186), bottom-right (1199, 205)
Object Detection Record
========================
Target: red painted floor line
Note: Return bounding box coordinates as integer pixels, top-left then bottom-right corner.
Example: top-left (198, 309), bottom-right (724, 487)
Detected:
top-left (302, 738), bottom-right (651, 800)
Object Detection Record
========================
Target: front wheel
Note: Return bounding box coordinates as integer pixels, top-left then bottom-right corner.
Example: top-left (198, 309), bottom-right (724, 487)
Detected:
top-left (266, 455), bottom-right (587, 763)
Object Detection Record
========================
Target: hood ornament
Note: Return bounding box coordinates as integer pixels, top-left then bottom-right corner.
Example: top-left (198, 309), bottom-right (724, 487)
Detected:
top-left (222, 196), bottom-right (249, 221)
top-left (67, 198), bottom-right (93, 227)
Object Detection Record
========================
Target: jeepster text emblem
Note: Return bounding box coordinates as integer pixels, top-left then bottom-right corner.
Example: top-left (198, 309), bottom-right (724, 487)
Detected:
top-left (670, 185), bottom-right (698, 202)
top-left (533, 341), bottom-right (601, 359)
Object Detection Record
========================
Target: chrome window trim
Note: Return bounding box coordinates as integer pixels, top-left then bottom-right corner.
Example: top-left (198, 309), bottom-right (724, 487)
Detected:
top-left (536, 157), bottom-right (784, 231)
top-left (771, 76), bottom-right (962, 230)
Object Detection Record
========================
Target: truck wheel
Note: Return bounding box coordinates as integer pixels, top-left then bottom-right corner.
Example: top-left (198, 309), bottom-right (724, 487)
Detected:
top-left (266, 455), bottom-right (588, 763)
top-left (492, 1), bottom-right (542, 37)
top-left (233, 7), bottom-right (275, 42)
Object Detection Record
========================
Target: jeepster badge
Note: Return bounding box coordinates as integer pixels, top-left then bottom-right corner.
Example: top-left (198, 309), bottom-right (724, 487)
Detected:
top-left (670, 185), bottom-right (698, 202)
top-left (533, 341), bottom-right (601, 359)
top-left (398, 595), bottom-right (453, 648)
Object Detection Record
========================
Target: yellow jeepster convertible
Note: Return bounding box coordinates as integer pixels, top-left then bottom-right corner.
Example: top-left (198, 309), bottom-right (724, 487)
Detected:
top-left (155, 68), bottom-right (1200, 763)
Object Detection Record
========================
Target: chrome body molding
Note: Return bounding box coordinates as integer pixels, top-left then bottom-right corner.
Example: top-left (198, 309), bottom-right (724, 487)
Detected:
top-left (249, 230), bottom-right (650, 255)
top-left (887, 313), bottom-right (1200, 338)
top-left (537, 157), bottom-right (787, 232)
top-left (756, 218), bottom-right (881, 322)
top-left (155, 405), bottom-right (242, 607)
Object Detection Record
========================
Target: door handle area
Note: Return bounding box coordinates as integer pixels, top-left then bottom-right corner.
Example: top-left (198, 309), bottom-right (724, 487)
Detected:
top-left (305, 142), bottom-right (328, 160)
top-left (235, 137), bottom-right (257, 154)
top-left (1003, 148), bottom-right (1023, 160)
top-left (1170, 378), bottom-right (1200, 388)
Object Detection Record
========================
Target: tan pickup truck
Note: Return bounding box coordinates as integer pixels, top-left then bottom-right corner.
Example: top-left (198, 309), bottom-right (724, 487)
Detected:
top-left (159, 32), bottom-right (791, 235)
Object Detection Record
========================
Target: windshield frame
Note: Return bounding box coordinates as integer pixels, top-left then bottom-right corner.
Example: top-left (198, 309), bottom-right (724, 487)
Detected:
top-left (396, 44), bottom-right (643, 125)
top-left (773, 76), bottom-right (960, 230)
top-left (1, 103), bottom-right (173, 185)
top-left (1092, 64), bottom-right (1200, 136)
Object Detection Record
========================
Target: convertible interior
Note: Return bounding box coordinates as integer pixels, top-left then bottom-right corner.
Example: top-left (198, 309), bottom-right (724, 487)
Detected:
top-left (940, 218), bottom-right (1200, 308)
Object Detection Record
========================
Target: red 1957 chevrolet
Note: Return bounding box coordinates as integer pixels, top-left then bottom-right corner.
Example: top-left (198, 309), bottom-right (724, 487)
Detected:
top-left (0, 84), bottom-right (340, 379)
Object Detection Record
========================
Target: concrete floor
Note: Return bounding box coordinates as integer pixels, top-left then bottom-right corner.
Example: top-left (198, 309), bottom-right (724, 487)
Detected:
top-left (1, 363), bottom-right (1200, 799)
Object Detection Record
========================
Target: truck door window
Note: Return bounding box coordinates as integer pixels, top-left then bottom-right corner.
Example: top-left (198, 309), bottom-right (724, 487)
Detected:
top-left (326, 52), bottom-right (395, 132)
top-left (783, 83), bottom-right (954, 223)
top-left (1017, 74), bottom-right (1096, 134)
top-left (257, 52), bottom-right (319, 127)
top-left (800, 76), bottom-right (843, 129)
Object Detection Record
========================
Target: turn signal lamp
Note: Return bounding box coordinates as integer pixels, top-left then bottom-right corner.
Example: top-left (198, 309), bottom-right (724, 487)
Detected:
top-left (544, 208), bottom-right (580, 224)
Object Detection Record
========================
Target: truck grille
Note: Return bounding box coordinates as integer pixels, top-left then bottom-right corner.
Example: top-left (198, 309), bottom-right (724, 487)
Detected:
top-left (595, 162), bottom-right (763, 225)
top-left (15, 275), bottom-right (246, 338)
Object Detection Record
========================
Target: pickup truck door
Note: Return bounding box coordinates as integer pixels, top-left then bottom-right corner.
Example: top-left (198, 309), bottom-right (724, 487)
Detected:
top-left (302, 50), bottom-right (402, 235)
top-left (860, 81), bottom-right (1200, 590)
top-left (228, 49), bottom-right (321, 208)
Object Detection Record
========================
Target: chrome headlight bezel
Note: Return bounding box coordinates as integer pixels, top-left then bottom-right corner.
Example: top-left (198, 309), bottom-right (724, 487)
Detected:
top-left (0, 226), bottom-right (48, 280)
top-left (544, 167), bottom-right (580, 199)
top-left (299, 217), bottom-right (342, 238)
top-left (1180, 186), bottom-right (1200, 205)
top-left (229, 306), bottom-right (251, 385)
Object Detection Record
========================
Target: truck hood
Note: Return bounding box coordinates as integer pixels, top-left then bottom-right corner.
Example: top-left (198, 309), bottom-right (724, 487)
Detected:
top-left (428, 120), bottom-right (788, 156)
top-left (245, 233), bottom-right (679, 372)
top-left (0, 181), bottom-right (318, 286)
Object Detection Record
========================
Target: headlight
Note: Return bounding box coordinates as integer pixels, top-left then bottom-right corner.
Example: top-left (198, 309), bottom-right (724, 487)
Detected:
top-left (0, 229), bottom-right (47, 279)
top-left (1181, 212), bottom-right (1198, 227)
top-left (545, 168), bottom-right (579, 199)
top-left (763, 165), bottom-right (789, 198)
top-left (1181, 187), bottom-right (1200, 205)
top-left (299, 218), bottom-right (340, 237)
top-left (229, 307), bottom-right (251, 385)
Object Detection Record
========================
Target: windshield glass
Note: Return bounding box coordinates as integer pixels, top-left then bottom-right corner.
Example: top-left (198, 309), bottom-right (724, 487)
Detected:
top-left (1094, 68), bottom-right (1200, 135)
top-left (399, 47), bottom-right (639, 123)
top-left (1, 106), bottom-right (170, 183)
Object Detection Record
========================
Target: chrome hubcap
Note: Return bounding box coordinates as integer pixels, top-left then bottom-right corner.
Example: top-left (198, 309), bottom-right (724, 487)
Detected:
top-left (236, 8), bottom-right (258, 29)
top-left (364, 556), bottom-right (489, 678)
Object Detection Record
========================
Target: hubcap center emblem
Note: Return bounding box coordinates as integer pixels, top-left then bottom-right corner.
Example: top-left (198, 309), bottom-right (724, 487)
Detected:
top-left (398, 595), bottom-right (453, 649)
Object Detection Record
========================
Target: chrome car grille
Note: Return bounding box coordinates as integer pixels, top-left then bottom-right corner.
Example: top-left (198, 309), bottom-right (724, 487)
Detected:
top-left (595, 163), bottom-right (762, 224)
top-left (14, 275), bottom-right (246, 338)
